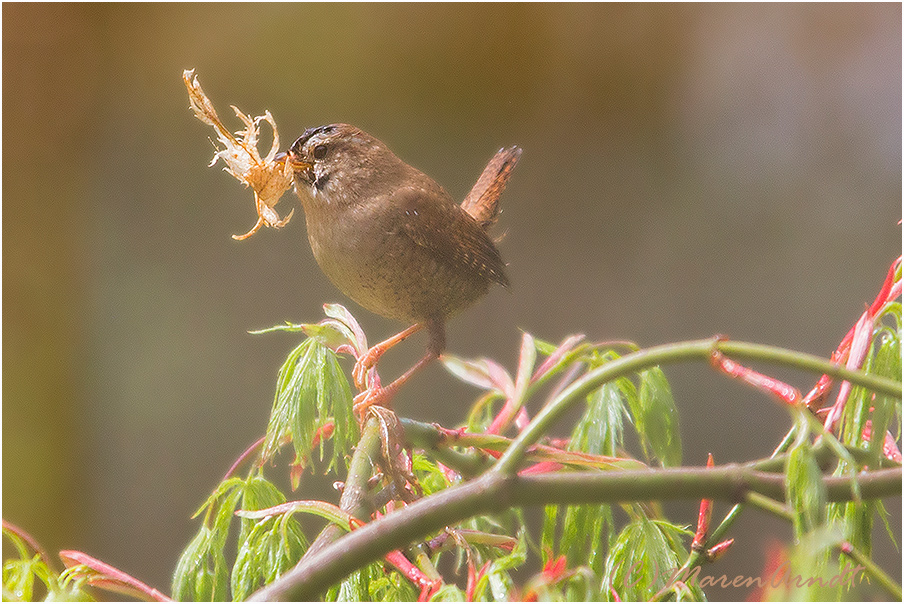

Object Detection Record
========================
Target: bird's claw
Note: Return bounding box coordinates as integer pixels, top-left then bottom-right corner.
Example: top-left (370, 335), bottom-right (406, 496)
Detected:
top-left (353, 387), bottom-right (394, 420)
top-left (353, 347), bottom-right (384, 391)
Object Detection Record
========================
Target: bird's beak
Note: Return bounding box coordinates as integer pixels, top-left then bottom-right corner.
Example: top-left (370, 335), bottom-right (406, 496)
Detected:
top-left (273, 150), bottom-right (312, 171)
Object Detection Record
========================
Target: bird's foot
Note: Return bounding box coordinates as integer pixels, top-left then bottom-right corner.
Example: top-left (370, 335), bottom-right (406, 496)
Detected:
top-left (353, 386), bottom-right (396, 420)
top-left (353, 347), bottom-right (383, 392)
top-left (353, 323), bottom-right (425, 391)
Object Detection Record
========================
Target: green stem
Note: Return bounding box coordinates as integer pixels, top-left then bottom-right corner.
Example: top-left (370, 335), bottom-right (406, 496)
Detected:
top-left (838, 541), bottom-right (903, 601)
top-left (493, 338), bottom-right (901, 475)
top-left (772, 423), bottom-right (799, 457)
top-left (400, 418), bottom-right (492, 477)
top-left (300, 417), bottom-right (382, 562)
top-left (743, 491), bottom-right (793, 521)
top-left (401, 417), bottom-right (643, 475)
top-left (669, 421), bottom-right (803, 593)
top-left (248, 466), bottom-right (900, 601)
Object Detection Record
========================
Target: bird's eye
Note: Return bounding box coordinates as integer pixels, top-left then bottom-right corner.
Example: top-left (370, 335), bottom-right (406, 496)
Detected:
top-left (313, 144), bottom-right (328, 160)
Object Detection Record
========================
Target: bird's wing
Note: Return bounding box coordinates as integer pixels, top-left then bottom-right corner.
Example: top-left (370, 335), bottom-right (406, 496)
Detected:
top-left (390, 186), bottom-right (509, 288)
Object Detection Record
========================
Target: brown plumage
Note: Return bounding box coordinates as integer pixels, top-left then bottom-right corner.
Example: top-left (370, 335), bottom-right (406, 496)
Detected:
top-left (286, 124), bottom-right (519, 408)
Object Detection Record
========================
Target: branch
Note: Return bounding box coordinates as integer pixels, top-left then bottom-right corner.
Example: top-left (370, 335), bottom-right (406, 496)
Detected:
top-left (300, 417), bottom-right (382, 561)
top-left (248, 465), bottom-right (900, 600)
top-left (493, 338), bottom-right (901, 474)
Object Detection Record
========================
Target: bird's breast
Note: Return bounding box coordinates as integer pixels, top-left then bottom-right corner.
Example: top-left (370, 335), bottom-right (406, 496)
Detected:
top-left (303, 201), bottom-right (490, 324)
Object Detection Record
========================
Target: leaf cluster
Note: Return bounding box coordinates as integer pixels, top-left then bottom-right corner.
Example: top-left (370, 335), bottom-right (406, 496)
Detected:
top-left (3, 264), bottom-right (900, 602)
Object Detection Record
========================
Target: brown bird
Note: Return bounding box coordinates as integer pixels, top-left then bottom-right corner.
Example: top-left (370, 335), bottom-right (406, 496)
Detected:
top-left (282, 124), bottom-right (520, 409)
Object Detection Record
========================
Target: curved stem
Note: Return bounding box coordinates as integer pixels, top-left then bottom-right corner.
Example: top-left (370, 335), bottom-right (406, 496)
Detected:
top-left (249, 338), bottom-right (902, 601)
top-left (493, 338), bottom-right (901, 475)
top-left (248, 466), bottom-right (900, 601)
top-left (301, 417), bottom-right (382, 562)
top-left (838, 541), bottom-right (903, 601)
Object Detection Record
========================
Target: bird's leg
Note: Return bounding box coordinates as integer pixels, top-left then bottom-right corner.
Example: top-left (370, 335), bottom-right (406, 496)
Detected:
top-left (353, 322), bottom-right (425, 391)
top-left (353, 320), bottom-right (445, 416)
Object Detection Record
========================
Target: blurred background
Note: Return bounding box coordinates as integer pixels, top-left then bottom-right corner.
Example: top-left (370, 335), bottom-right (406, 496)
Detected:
top-left (4, 4), bottom-right (900, 600)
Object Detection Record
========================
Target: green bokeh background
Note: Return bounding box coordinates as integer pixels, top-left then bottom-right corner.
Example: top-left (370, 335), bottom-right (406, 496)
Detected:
top-left (4, 4), bottom-right (900, 600)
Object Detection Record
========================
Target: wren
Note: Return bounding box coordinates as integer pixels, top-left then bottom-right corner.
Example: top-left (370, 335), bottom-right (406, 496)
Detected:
top-left (283, 124), bottom-right (520, 409)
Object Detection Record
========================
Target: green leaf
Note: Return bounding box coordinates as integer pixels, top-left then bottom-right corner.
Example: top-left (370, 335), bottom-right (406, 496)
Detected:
top-left (778, 525), bottom-right (842, 602)
top-left (561, 568), bottom-right (598, 602)
top-left (326, 562), bottom-right (417, 602)
top-left (250, 304), bottom-right (364, 356)
top-left (873, 499), bottom-right (899, 550)
top-left (786, 443), bottom-right (826, 538)
top-left (441, 355), bottom-right (514, 396)
top-left (841, 500), bottom-right (874, 556)
top-left (231, 514), bottom-right (306, 601)
top-left (366, 568), bottom-right (418, 602)
top-left (189, 477), bottom-right (245, 520)
top-left (513, 332), bottom-right (537, 404)
top-left (2, 530), bottom-right (46, 602)
top-left (327, 564), bottom-right (370, 602)
top-left (172, 480), bottom-right (244, 601)
top-left (532, 337), bottom-right (558, 356)
top-left (603, 518), bottom-right (699, 601)
top-left (230, 474), bottom-right (307, 599)
top-left (248, 321), bottom-right (307, 335)
top-left (0, 527), bottom-right (76, 603)
top-left (431, 583), bottom-right (467, 601)
top-left (412, 454), bottom-right (452, 496)
top-left (237, 475), bottom-right (292, 545)
top-left (869, 330), bottom-right (900, 462)
top-left (560, 504), bottom-right (612, 577)
top-left (542, 484), bottom-right (614, 579)
top-left (172, 525), bottom-right (229, 602)
top-left (541, 505), bottom-right (559, 563)
top-left (470, 529), bottom-right (528, 601)
top-left (212, 486), bottom-right (244, 542)
top-left (877, 300), bottom-right (902, 330)
top-left (3, 557), bottom-right (37, 602)
top-left (571, 381), bottom-right (629, 457)
top-left (319, 342), bottom-right (358, 471)
top-left (304, 321), bottom-right (360, 353)
top-left (322, 303), bottom-right (368, 353)
top-left (838, 339), bottom-right (875, 450)
top-left (633, 368), bottom-right (682, 467)
top-left (261, 337), bottom-right (356, 473)
top-left (464, 391), bottom-right (506, 433)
